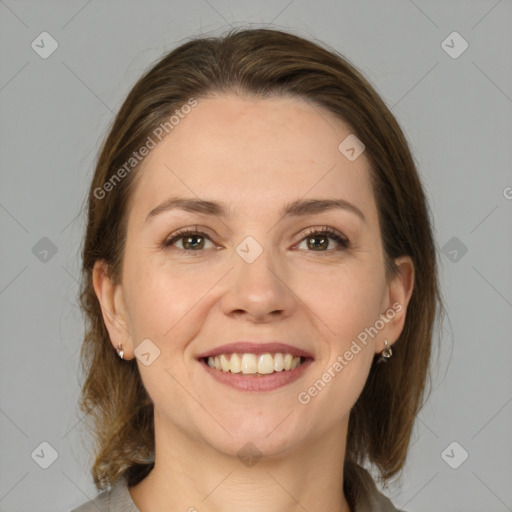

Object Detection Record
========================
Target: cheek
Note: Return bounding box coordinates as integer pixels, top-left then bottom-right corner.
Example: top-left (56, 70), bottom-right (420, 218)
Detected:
top-left (293, 264), bottom-right (385, 338)
top-left (295, 338), bottom-right (373, 432)
top-left (122, 255), bottom-right (199, 342)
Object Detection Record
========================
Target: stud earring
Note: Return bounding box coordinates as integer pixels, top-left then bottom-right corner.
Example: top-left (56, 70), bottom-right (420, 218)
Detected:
top-left (116, 343), bottom-right (124, 359)
top-left (377, 339), bottom-right (393, 363)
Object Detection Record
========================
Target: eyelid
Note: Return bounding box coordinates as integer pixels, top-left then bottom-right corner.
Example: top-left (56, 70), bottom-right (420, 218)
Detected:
top-left (294, 226), bottom-right (350, 251)
top-left (297, 225), bottom-right (349, 242)
top-left (163, 225), bottom-right (217, 247)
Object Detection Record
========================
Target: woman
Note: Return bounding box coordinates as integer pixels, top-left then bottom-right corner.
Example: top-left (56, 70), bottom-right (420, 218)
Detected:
top-left (72, 27), bottom-right (442, 512)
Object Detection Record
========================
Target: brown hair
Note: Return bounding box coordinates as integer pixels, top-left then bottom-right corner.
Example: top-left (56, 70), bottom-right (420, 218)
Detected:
top-left (78, 27), bottom-right (444, 504)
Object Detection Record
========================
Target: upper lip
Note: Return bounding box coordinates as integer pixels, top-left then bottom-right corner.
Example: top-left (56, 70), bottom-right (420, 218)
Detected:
top-left (196, 342), bottom-right (314, 360)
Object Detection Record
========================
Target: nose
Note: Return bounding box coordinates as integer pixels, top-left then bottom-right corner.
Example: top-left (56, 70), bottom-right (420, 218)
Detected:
top-left (220, 244), bottom-right (297, 323)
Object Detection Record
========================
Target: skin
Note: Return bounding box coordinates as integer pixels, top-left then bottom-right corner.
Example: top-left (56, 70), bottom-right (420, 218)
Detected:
top-left (93, 93), bottom-right (414, 512)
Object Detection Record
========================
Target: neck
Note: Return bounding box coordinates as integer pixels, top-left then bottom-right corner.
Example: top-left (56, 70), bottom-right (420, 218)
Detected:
top-left (129, 413), bottom-right (352, 512)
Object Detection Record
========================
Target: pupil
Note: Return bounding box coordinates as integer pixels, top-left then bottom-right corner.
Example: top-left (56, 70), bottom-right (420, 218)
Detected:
top-left (185, 235), bottom-right (203, 249)
top-left (308, 236), bottom-right (327, 250)
top-left (183, 235), bottom-right (329, 251)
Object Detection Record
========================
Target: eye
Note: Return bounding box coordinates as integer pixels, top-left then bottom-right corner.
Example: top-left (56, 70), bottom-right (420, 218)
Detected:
top-left (295, 226), bottom-right (350, 252)
top-left (163, 226), bottom-right (350, 253)
top-left (163, 228), bottom-right (216, 251)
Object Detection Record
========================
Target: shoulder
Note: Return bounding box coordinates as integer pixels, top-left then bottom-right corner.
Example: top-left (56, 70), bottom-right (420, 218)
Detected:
top-left (351, 463), bottom-right (407, 512)
top-left (70, 476), bottom-right (139, 512)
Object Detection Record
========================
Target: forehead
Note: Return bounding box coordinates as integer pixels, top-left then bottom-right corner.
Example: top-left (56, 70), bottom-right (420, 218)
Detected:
top-left (129, 93), bottom-right (377, 225)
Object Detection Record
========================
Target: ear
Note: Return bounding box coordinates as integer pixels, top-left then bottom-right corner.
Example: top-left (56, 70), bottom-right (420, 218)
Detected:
top-left (92, 260), bottom-right (134, 359)
top-left (376, 255), bottom-right (415, 354)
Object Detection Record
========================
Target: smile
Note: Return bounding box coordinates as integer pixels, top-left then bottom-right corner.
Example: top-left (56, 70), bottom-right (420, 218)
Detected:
top-left (204, 352), bottom-right (306, 375)
top-left (199, 353), bottom-right (314, 392)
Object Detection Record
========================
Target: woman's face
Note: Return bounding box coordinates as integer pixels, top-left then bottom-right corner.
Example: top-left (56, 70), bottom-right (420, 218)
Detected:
top-left (95, 93), bottom-right (413, 458)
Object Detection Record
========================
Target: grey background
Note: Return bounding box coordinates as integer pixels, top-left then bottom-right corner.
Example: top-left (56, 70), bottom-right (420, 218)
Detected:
top-left (1, 0), bottom-right (511, 511)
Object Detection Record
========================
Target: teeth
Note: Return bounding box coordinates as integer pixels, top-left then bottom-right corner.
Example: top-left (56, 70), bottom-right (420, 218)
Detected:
top-left (241, 353), bottom-right (257, 374)
top-left (219, 354), bottom-right (230, 372)
top-left (274, 353), bottom-right (284, 371)
top-left (206, 352), bottom-right (306, 375)
top-left (229, 353), bottom-right (241, 373)
top-left (257, 353), bottom-right (274, 374)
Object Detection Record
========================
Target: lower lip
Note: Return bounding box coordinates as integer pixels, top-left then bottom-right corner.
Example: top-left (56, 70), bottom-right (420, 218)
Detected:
top-left (199, 358), bottom-right (314, 392)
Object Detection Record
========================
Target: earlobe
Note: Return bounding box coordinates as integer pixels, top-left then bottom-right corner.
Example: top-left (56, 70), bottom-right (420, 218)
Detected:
top-left (378, 255), bottom-right (415, 353)
top-left (92, 260), bottom-right (133, 359)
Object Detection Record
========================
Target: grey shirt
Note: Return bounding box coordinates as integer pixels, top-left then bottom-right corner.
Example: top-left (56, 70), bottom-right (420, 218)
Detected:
top-left (71, 465), bottom-right (405, 512)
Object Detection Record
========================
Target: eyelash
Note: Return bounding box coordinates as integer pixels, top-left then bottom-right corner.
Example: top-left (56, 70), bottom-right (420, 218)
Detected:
top-left (163, 226), bottom-right (350, 254)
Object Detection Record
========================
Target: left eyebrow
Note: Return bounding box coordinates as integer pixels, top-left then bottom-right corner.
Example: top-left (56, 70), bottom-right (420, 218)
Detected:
top-left (284, 198), bottom-right (366, 223)
top-left (145, 197), bottom-right (366, 223)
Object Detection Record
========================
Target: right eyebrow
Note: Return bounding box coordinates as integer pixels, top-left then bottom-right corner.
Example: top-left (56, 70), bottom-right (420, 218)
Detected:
top-left (146, 197), bottom-right (229, 221)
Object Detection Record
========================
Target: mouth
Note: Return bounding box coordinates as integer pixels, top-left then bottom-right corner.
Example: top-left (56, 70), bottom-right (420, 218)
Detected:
top-left (200, 353), bottom-right (311, 376)
top-left (196, 342), bottom-right (314, 392)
